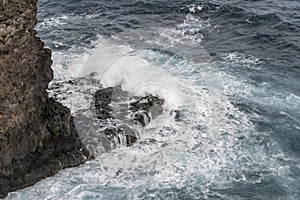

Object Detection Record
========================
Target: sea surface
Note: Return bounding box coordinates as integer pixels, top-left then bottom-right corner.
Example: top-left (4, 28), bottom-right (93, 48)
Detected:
top-left (6, 0), bottom-right (300, 199)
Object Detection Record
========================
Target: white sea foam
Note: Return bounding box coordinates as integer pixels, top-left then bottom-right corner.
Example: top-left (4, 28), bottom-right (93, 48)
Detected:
top-left (6, 2), bottom-right (298, 199)
top-left (67, 36), bottom-right (194, 109)
top-left (7, 40), bottom-right (291, 200)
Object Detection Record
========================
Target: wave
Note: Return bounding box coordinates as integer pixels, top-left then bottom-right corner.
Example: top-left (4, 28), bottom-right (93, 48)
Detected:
top-left (7, 1), bottom-right (300, 199)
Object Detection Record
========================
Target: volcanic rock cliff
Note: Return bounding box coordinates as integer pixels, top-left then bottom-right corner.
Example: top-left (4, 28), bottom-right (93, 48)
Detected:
top-left (0, 0), bottom-right (90, 197)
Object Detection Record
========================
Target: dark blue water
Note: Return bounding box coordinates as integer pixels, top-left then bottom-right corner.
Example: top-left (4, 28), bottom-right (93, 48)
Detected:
top-left (6, 0), bottom-right (300, 199)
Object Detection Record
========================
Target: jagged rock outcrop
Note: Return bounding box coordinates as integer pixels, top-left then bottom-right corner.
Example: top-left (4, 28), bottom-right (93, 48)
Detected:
top-left (0, 0), bottom-right (90, 198)
top-left (95, 86), bottom-right (164, 148)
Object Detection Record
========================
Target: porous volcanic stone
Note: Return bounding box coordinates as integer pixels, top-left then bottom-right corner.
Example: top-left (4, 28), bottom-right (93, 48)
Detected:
top-left (0, 0), bottom-right (91, 198)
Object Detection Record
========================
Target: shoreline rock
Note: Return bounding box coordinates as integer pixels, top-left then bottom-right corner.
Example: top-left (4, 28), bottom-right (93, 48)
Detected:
top-left (95, 86), bottom-right (164, 148)
top-left (0, 0), bottom-right (91, 198)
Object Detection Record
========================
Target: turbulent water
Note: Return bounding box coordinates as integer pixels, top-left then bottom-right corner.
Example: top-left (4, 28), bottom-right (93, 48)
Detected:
top-left (6, 0), bottom-right (300, 199)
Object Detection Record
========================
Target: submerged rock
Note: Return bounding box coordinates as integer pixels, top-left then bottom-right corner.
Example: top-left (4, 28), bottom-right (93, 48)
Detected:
top-left (0, 0), bottom-right (91, 198)
top-left (95, 86), bottom-right (164, 147)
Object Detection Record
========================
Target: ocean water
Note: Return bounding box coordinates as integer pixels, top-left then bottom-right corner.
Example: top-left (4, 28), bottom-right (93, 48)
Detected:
top-left (5, 0), bottom-right (300, 199)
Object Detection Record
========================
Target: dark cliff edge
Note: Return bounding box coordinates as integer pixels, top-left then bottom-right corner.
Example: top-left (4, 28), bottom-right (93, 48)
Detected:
top-left (0, 0), bottom-right (91, 198)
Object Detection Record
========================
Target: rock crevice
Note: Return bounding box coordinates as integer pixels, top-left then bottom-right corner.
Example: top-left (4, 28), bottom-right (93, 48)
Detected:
top-left (0, 0), bottom-right (90, 198)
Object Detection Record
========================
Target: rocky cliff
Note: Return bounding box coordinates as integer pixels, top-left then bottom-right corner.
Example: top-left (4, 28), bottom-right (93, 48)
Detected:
top-left (0, 0), bottom-right (90, 198)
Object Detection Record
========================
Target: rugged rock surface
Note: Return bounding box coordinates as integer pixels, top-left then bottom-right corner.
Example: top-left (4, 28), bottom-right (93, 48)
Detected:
top-left (0, 0), bottom-right (90, 198)
top-left (95, 86), bottom-right (164, 147)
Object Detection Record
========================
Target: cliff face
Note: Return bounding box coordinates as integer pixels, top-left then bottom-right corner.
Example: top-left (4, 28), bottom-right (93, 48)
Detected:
top-left (0, 0), bottom-right (90, 197)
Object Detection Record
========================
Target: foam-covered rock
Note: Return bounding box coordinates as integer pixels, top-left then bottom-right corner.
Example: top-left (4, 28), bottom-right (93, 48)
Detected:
top-left (95, 86), bottom-right (164, 147)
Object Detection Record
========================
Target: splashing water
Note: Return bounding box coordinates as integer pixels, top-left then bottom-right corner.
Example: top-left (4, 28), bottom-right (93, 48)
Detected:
top-left (5, 1), bottom-right (300, 199)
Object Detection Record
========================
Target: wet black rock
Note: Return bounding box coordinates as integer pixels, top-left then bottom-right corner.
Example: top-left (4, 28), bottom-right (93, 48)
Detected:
top-left (95, 87), bottom-right (114, 119)
top-left (129, 95), bottom-right (164, 126)
top-left (95, 86), bottom-right (164, 147)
